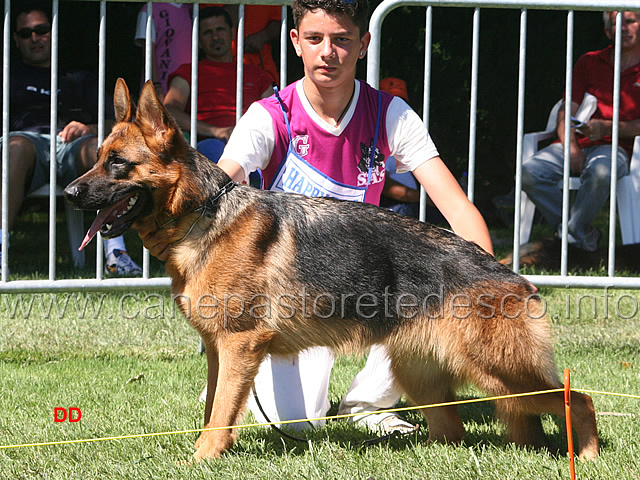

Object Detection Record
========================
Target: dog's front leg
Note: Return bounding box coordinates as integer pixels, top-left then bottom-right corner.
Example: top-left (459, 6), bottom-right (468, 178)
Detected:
top-left (195, 341), bottom-right (219, 451)
top-left (193, 332), bottom-right (271, 460)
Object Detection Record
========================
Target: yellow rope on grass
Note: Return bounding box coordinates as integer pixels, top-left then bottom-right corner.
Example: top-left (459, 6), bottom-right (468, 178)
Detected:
top-left (0, 387), bottom-right (636, 451)
top-left (573, 389), bottom-right (640, 400)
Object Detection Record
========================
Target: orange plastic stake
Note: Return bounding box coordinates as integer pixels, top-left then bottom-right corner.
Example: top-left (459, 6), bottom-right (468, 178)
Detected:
top-left (564, 368), bottom-right (576, 480)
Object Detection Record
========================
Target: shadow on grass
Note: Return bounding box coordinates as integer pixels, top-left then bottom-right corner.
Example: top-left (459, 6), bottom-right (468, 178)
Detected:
top-left (226, 397), bottom-right (601, 459)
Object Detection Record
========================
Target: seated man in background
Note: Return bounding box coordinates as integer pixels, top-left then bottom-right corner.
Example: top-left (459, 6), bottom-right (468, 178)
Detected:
top-left (0, 0), bottom-right (141, 276)
top-left (522, 10), bottom-right (640, 252)
top-left (163, 6), bottom-right (273, 164)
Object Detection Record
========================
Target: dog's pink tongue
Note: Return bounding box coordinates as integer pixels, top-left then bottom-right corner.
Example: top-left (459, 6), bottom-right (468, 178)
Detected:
top-left (78, 207), bottom-right (116, 251)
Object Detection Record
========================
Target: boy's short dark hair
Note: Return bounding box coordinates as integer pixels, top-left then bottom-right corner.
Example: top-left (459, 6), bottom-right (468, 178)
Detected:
top-left (199, 6), bottom-right (233, 29)
top-left (292, 0), bottom-right (370, 37)
top-left (13, 0), bottom-right (51, 31)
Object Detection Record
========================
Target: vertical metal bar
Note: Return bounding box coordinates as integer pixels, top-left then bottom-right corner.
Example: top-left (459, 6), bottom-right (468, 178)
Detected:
top-left (190, 4), bottom-right (199, 149)
top-left (280, 5), bottom-right (288, 87)
top-left (1, 0), bottom-right (10, 282)
top-left (422, 7), bottom-right (432, 139)
top-left (467, 7), bottom-right (480, 204)
top-left (144, 1), bottom-right (153, 82)
top-left (236, 4), bottom-right (245, 124)
top-left (141, 1), bottom-right (154, 278)
top-left (365, 0), bottom-right (385, 87)
top-left (98, 3), bottom-right (106, 145)
top-left (512, 8), bottom-right (527, 273)
top-left (49, 0), bottom-right (60, 281)
top-left (608, 11), bottom-right (622, 278)
top-left (560, 10), bottom-right (574, 277)
top-left (419, 6), bottom-right (433, 223)
top-left (96, 1), bottom-right (107, 280)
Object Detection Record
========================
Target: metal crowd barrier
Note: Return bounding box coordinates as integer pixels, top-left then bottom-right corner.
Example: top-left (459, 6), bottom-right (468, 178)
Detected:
top-left (1, 0), bottom-right (289, 293)
top-left (368, 0), bottom-right (640, 289)
top-left (2, 0), bottom-right (640, 293)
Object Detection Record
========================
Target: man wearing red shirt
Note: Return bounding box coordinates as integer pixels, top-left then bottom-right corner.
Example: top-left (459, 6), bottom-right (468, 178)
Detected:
top-left (204, 4), bottom-right (282, 85)
top-left (522, 11), bottom-right (640, 251)
top-left (163, 6), bottom-right (273, 162)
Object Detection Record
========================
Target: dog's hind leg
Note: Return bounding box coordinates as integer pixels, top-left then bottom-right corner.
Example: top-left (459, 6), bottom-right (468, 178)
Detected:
top-left (497, 390), bottom-right (599, 460)
top-left (194, 331), bottom-right (272, 460)
top-left (421, 389), bottom-right (465, 445)
top-left (390, 356), bottom-right (465, 444)
top-left (558, 391), bottom-right (599, 459)
top-left (471, 325), bottom-right (599, 458)
top-left (451, 294), bottom-right (599, 459)
top-left (497, 405), bottom-right (549, 451)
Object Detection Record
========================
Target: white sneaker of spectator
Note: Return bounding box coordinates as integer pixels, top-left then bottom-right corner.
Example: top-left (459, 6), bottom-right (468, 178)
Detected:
top-left (105, 249), bottom-right (142, 276)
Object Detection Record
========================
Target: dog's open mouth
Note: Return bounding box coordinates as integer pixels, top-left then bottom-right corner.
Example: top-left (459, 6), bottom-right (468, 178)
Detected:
top-left (80, 191), bottom-right (147, 250)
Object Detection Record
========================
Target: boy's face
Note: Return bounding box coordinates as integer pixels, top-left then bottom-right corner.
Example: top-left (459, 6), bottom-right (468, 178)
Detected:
top-left (290, 9), bottom-right (370, 89)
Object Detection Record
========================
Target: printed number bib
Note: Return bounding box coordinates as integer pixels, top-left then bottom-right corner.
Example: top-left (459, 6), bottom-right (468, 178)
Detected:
top-left (270, 148), bottom-right (367, 201)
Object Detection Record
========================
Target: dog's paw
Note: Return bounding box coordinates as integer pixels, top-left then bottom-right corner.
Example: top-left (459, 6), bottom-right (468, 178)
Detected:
top-left (193, 433), bottom-right (234, 461)
top-left (193, 444), bottom-right (220, 461)
top-left (194, 432), bottom-right (206, 450)
top-left (577, 442), bottom-right (600, 461)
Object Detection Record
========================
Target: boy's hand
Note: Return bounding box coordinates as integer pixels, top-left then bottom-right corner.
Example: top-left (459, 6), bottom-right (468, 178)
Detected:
top-left (137, 224), bottom-right (170, 261)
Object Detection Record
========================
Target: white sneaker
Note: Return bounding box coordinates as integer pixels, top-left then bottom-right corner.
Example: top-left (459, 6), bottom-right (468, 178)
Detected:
top-left (199, 385), bottom-right (207, 403)
top-left (352, 411), bottom-right (418, 435)
top-left (105, 249), bottom-right (142, 276)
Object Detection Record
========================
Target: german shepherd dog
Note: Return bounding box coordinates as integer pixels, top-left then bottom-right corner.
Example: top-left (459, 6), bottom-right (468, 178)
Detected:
top-left (64, 79), bottom-right (599, 461)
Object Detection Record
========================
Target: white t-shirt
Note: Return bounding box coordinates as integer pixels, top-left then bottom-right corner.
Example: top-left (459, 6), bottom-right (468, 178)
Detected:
top-left (223, 79), bottom-right (439, 180)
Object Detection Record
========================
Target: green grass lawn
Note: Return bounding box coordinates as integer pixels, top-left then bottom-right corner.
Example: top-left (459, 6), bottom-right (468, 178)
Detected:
top-left (0, 286), bottom-right (639, 479)
top-left (1, 202), bottom-right (639, 478)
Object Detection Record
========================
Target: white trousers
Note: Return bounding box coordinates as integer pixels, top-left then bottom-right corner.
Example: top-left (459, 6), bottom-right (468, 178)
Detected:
top-left (247, 344), bottom-right (403, 430)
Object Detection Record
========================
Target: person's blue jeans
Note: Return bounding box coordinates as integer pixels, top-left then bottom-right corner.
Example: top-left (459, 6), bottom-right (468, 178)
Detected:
top-left (522, 142), bottom-right (629, 250)
top-left (197, 138), bottom-right (226, 164)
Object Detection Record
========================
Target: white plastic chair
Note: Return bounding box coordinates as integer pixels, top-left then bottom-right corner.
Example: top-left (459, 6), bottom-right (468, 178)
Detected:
top-left (28, 184), bottom-right (85, 268)
top-left (519, 101), bottom-right (640, 246)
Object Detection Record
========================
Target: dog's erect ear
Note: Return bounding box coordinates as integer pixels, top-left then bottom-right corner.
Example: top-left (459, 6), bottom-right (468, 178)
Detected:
top-left (113, 78), bottom-right (134, 123)
top-left (136, 80), bottom-right (177, 147)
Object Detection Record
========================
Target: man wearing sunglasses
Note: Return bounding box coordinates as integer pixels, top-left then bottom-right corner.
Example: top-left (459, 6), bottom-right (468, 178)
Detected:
top-left (0, 1), bottom-right (142, 277)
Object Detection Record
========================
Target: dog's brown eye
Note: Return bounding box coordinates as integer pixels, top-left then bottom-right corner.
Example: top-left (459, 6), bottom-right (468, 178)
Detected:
top-left (110, 157), bottom-right (127, 166)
